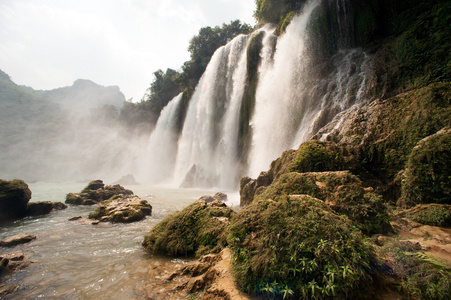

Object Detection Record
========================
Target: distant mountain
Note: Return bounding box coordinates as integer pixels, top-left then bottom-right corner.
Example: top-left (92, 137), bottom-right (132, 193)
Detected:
top-left (0, 69), bottom-right (134, 182)
top-left (34, 79), bottom-right (125, 112)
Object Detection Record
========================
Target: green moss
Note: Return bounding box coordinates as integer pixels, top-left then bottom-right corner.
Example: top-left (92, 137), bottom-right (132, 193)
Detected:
top-left (401, 128), bottom-right (451, 207)
top-left (399, 204), bottom-right (451, 227)
top-left (254, 171), bottom-right (391, 235)
top-left (143, 201), bottom-right (235, 257)
top-left (228, 195), bottom-right (377, 298)
top-left (289, 140), bottom-right (344, 173)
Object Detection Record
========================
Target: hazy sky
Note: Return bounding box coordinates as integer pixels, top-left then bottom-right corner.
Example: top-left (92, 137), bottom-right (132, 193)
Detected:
top-left (0, 0), bottom-right (256, 101)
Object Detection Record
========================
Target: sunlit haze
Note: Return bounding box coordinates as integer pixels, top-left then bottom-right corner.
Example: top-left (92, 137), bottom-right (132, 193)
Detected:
top-left (0, 0), bottom-right (255, 101)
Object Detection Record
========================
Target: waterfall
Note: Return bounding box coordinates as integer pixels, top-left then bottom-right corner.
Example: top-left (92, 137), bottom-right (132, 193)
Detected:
top-left (173, 33), bottom-right (252, 189)
top-left (141, 0), bottom-right (376, 189)
top-left (140, 93), bottom-right (183, 184)
top-left (247, 0), bottom-right (375, 177)
top-left (247, 0), bottom-right (321, 177)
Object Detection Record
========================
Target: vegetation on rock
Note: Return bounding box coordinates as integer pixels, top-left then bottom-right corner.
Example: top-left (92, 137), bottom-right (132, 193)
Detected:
top-left (65, 180), bottom-right (133, 205)
top-left (0, 179), bottom-right (32, 222)
top-left (143, 199), bottom-right (235, 257)
top-left (228, 195), bottom-right (378, 299)
top-left (401, 128), bottom-right (451, 207)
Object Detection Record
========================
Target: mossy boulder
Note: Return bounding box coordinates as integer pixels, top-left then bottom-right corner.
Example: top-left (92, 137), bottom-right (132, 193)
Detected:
top-left (400, 127), bottom-right (451, 207)
top-left (143, 198), bottom-right (235, 257)
top-left (65, 180), bottom-right (133, 205)
top-left (88, 195), bottom-right (152, 223)
top-left (0, 179), bottom-right (32, 222)
top-left (228, 195), bottom-right (377, 299)
top-left (289, 140), bottom-right (345, 173)
top-left (254, 171), bottom-right (391, 235)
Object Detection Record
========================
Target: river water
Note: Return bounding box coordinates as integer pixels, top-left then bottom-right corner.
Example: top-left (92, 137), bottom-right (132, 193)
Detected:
top-left (0, 183), bottom-right (238, 299)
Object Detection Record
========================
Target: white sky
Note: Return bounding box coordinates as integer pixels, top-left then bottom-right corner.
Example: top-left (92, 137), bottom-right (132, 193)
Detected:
top-left (0, 0), bottom-right (256, 101)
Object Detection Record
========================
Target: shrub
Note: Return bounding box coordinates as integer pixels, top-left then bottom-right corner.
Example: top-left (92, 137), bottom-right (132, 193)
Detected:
top-left (383, 240), bottom-right (451, 299)
top-left (228, 195), bottom-right (377, 299)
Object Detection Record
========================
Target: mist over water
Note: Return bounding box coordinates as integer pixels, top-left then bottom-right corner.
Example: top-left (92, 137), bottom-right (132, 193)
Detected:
top-left (1, 0), bottom-right (376, 191)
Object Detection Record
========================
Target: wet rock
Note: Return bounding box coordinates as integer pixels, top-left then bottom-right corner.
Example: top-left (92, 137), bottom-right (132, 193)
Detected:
top-left (112, 174), bottom-right (139, 185)
top-left (88, 195), bottom-right (152, 223)
top-left (27, 201), bottom-right (68, 216)
top-left (68, 216), bottom-right (83, 221)
top-left (0, 179), bottom-right (32, 222)
top-left (213, 192), bottom-right (227, 202)
top-left (0, 234), bottom-right (36, 247)
top-left (65, 180), bottom-right (134, 206)
top-left (0, 285), bottom-right (18, 297)
top-left (27, 201), bottom-right (54, 216)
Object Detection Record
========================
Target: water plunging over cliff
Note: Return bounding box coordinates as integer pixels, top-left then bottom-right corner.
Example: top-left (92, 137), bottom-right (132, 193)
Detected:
top-left (142, 0), bottom-right (375, 189)
top-left (141, 93), bottom-right (183, 184)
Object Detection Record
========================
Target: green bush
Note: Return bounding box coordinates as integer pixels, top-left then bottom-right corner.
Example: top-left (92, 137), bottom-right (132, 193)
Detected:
top-left (228, 195), bottom-right (377, 299)
top-left (399, 204), bottom-right (451, 227)
top-left (142, 200), bottom-right (235, 257)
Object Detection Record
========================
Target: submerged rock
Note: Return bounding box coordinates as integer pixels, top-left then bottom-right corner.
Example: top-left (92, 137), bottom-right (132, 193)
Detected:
top-left (0, 179), bottom-right (32, 222)
top-left (88, 195), bottom-right (152, 223)
top-left (65, 180), bottom-right (133, 205)
top-left (0, 234), bottom-right (36, 247)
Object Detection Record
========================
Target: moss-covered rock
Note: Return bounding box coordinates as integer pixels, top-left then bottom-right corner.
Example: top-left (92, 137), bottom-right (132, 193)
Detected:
top-left (0, 179), bottom-right (31, 222)
top-left (400, 128), bottom-right (451, 207)
top-left (254, 171), bottom-right (391, 235)
top-left (88, 195), bottom-right (152, 223)
top-left (289, 140), bottom-right (345, 173)
top-left (65, 180), bottom-right (133, 205)
top-left (143, 199), bottom-right (235, 257)
top-left (228, 195), bottom-right (377, 299)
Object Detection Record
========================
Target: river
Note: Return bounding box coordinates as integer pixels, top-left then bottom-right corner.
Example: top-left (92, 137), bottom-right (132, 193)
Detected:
top-left (0, 182), bottom-right (238, 299)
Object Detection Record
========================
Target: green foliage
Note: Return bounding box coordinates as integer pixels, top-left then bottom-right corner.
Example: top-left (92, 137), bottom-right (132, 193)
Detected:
top-left (383, 240), bottom-right (451, 299)
top-left (254, 171), bottom-right (391, 235)
top-left (400, 205), bottom-right (451, 227)
top-left (143, 201), bottom-right (235, 257)
top-left (120, 20), bottom-right (252, 129)
top-left (228, 195), bottom-right (377, 299)
top-left (401, 128), bottom-right (451, 207)
top-left (175, 20), bottom-right (253, 97)
top-left (289, 141), bottom-right (344, 173)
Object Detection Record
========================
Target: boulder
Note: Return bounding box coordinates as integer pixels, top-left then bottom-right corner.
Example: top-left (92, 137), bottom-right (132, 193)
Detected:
top-left (0, 234), bottom-right (36, 247)
top-left (228, 195), bottom-right (378, 299)
top-left (143, 200), bottom-right (235, 257)
top-left (88, 195), bottom-right (152, 223)
top-left (65, 180), bottom-right (134, 205)
top-left (112, 174), bottom-right (139, 185)
top-left (27, 201), bottom-right (54, 216)
top-left (0, 179), bottom-right (32, 222)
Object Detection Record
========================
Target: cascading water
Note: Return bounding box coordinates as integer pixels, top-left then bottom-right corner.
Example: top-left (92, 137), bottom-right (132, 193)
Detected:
top-left (173, 33), bottom-right (253, 189)
top-left (247, 0), bottom-right (375, 177)
top-left (144, 0), bottom-right (376, 189)
top-left (141, 93), bottom-right (183, 184)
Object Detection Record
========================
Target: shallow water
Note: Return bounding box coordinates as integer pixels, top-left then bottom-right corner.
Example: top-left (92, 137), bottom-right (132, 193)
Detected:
top-left (0, 183), bottom-right (233, 299)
